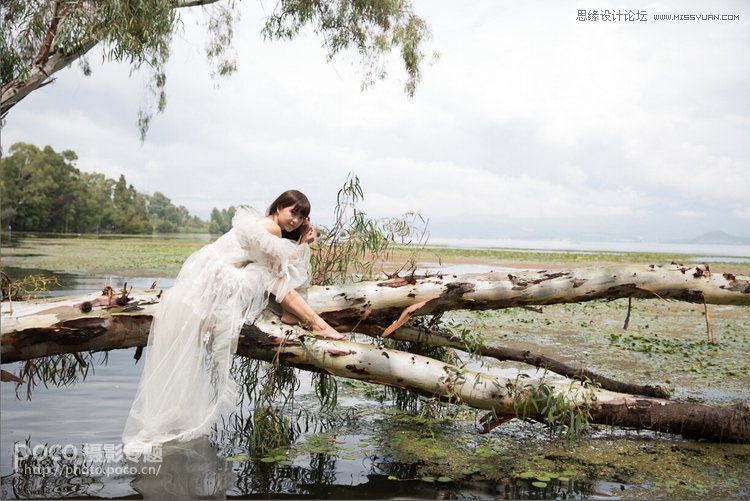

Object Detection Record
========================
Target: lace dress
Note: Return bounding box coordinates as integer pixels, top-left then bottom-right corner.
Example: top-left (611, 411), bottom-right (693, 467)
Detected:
top-left (122, 207), bottom-right (310, 449)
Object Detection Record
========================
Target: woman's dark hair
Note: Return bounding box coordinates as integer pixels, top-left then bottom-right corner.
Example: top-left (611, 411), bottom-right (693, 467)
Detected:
top-left (267, 190), bottom-right (311, 241)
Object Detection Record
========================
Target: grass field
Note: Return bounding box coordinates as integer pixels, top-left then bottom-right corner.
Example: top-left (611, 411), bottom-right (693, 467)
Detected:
top-left (2, 232), bottom-right (749, 278)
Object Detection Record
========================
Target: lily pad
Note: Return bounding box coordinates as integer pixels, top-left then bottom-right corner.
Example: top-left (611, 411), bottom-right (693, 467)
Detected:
top-left (461, 467), bottom-right (481, 475)
top-left (278, 460), bottom-right (294, 466)
top-left (519, 471), bottom-right (536, 479)
top-left (259, 456), bottom-right (277, 463)
top-left (558, 477), bottom-right (570, 482)
top-left (437, 476), bottom-right (453, 483)
top-left (532, 481), bottom-right (548, 488)
top-left (421, 476), bottom-right (436, 483)
top-left (225, 455), bottom-right (249, 462)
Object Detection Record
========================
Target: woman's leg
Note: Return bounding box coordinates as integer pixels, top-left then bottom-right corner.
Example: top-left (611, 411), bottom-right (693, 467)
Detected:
top-left (279, 289), bottom-right (346, 340)
top-left (280, 309), bottom-right (301, 325)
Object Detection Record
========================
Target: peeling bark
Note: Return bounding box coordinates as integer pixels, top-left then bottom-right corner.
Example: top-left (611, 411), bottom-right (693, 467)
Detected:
top-left (312, 264), bottom-right (750, 330)
top-left (1, 42), bottom-right (97, 117)
top-left (375, 325), bottom-right (671, 399)
top-left (237, 313), bottom-right (750, 443)
top-left (1, 265), bottom-right (749, 443)
top-left (3, 264), bottom-right (746, 363)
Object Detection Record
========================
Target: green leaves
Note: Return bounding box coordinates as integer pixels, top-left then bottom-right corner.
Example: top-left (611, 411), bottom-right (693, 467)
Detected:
top-left (3, 1), bottom-right (430, 133)
top-left (0, 142), bottom-right (206, 234)
top-left (509, 373), bottom-right (595, 440)
top-left (310, 173), bottom-right (428, 286)
top-left (262, 0), bottom-right (432, 98)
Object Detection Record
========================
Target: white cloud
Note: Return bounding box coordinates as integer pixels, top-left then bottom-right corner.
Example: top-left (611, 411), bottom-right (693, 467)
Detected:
top-left (2, 0), bottom-right (748, 240)
top-left (676, 210), bottom-right (699, 217)
top-left (358, 158), bottom-right (645, 220)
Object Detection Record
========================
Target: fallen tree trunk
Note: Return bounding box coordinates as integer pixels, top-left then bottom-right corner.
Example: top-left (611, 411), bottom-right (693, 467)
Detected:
top-left (239, 313), bottom-right (750, 443)
top-left (310, 264), bottom-right (749, 329)
top-left (3, 264), bottom-right (747, 363)
top-left (2, 265), bottom-right (749, 442)
top-left (365, 325), bottom-right (671, 398)
top-left (0, 287), bottom-right (669, 399)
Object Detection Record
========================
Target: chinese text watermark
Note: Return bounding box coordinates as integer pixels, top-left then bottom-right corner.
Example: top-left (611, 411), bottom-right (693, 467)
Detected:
top-left (576, 10), bottom-right (740, 22)
top-left (13, 442), bottom-right (163, 477)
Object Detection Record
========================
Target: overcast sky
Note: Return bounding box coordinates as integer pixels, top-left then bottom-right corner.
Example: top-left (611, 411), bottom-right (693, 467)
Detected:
top-left (2, 0), bottom-right (748, 243)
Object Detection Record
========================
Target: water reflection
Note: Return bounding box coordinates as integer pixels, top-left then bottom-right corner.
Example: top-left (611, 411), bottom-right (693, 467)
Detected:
top-left (1, 374), bottom-right (601, 500)
top-left (1, 438), bottom-right (597, 500)
top-left (129, 437), bottom-right (233, 500)
top-left (0, 264), bottom-right (604, 500)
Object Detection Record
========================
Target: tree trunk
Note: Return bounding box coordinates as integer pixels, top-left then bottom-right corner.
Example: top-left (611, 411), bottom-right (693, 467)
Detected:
top-left (311, 264), bottom-right (749, 331)
top-left (3, 264), bottom-right (747, 363)
top-left (2, 265), bottom-right (749, 443)
top-left (1, 1), bottom-right (221, 116)
top-left (1, 43), bottom-right (96, 117)
top-left (241, 313), bottom-right (750, 443)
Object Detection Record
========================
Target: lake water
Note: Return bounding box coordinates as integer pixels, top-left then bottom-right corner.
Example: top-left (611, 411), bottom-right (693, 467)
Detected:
top-left (2, 238), bottom-right (748, 499)
top-left (427, 237), bottom-right (750, 260)
top-left (0, 269), bottom-right (593, 500)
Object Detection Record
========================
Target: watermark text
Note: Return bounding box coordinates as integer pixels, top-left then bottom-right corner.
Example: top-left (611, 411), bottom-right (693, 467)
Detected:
top-left (576, 10), bottom-right (740, 22)
top-left (13, 442), bottom-right (163, 477)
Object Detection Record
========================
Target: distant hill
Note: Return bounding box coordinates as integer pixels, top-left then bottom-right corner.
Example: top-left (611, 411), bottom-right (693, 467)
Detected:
top-left (670, 231), bottom-right (750, 245)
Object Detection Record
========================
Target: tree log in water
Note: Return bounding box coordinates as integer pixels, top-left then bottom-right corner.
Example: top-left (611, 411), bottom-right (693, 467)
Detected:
top-left (2, 264), bottom-right (749, 443)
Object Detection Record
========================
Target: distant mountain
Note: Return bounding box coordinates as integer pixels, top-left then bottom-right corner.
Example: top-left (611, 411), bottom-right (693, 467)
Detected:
top-left (670, 231), bottom-right (750, 245)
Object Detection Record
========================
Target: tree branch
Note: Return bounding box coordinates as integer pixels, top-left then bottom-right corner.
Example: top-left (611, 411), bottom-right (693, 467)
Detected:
top-left (34, 0), bottom-right (63, 66)
top-left (171, 0), bottom-right (222, 8)
top-left (375, 325), bottom-right (671, 399)
top-left (2, 267), bottom-right (749, 443)
top-left (1, 40), bottom-right (97, 117)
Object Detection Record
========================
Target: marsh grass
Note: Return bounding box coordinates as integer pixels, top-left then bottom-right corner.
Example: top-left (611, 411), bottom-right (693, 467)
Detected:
top-left (1, 232), bottom-right (211, 278)
top-left (3, 231), bottom-right (748, 279)
top-left (2, 223), bottom-right (749, 499)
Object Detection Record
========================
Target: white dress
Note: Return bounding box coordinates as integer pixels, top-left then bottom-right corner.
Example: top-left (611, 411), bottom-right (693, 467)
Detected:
top-left (122, 207), bottom-right (310, 449)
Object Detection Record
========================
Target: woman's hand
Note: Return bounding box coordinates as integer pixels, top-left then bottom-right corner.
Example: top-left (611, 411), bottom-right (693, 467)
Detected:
top-left (299, 218), bottom-right (316, 244)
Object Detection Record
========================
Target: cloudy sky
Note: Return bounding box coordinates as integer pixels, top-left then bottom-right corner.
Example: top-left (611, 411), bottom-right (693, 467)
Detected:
top-left (2, 0), bottom-right (749, 243)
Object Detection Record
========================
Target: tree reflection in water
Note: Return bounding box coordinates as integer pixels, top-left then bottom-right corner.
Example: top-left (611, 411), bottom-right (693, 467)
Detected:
top-left (216, 404), bottom-right (349, 496)
top-left (3, 425), bottom-right (595, 500)
top-left (3, 373), bottom-right (595, 499)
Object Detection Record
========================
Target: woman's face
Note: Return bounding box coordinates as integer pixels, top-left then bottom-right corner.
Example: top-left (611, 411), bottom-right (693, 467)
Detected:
top-left (275, 206), bottom-right (305, 232)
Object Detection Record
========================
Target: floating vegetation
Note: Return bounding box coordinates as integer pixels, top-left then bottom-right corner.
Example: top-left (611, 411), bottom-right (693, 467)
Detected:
top-left (3, 230), bottom-right (749, 499)
top-left (1, 270), bottom-right (60, 302)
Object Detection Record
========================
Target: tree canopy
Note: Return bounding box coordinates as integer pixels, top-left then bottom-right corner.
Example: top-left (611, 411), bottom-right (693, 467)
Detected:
top-left (0, 0), bottom-right (431, 137)
top-left (0, 142), bottom-right (207, 234)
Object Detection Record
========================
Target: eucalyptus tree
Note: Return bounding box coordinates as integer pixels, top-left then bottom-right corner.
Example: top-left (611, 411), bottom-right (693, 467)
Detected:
top-left (0, 142), bottom-right (78, 232)
top-left (0, 142), bottom-right (191, 233)
top-left (0, 0), bottom-right (431, 137)
top-left (3, 264), bottom-right (750, 443)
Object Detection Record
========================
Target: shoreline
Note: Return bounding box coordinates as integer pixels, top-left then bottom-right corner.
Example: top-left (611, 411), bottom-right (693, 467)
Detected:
top-left (2, 233), bottom-right (749, 279)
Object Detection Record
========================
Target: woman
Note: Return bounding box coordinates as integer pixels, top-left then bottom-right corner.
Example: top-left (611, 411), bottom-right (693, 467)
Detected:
top-left (122, 190), bottom-right (344, 450)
